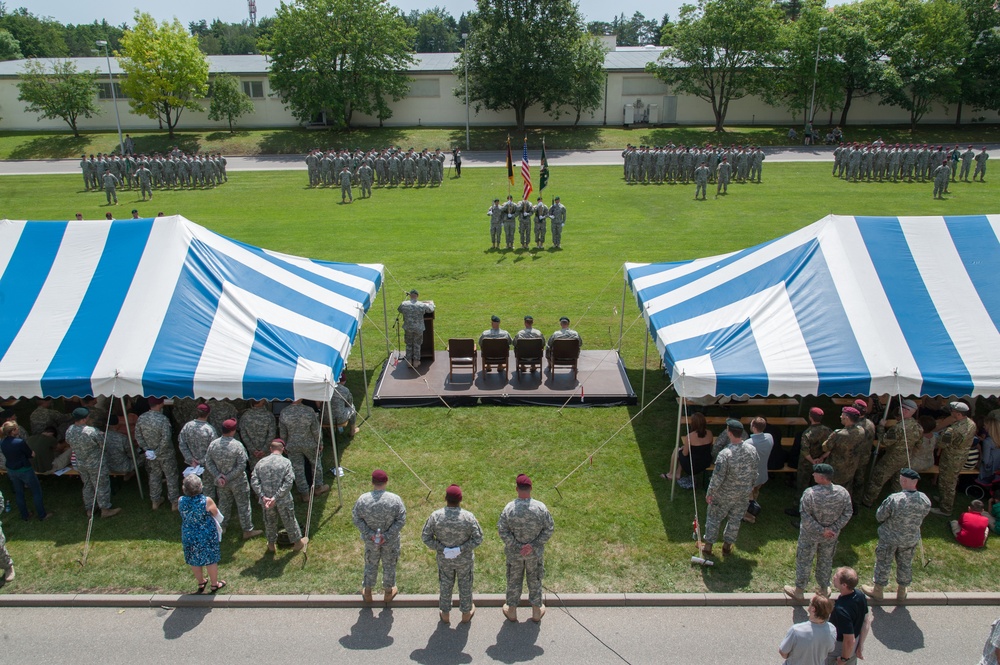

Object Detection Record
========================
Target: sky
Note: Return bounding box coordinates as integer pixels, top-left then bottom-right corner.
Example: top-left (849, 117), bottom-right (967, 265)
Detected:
top-left (29, 0), bottom-right (679, 29)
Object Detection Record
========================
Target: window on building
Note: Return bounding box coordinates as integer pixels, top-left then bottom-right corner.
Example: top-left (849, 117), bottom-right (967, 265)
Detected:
top-left (407, 78), bottom-right (440, 98)
top-left (621, 77), bottom-right (669, 96)
top-left (97, 82), bottom-right (127, 100)
top-left (242, 80), bottom-right (265, 98)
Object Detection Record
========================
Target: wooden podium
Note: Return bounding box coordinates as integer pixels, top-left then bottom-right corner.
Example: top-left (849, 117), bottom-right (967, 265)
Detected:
top-left (421, 310), bottom-right (435, 359)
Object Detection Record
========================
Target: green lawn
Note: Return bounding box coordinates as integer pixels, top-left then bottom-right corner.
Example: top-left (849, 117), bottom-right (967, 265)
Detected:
top-left (1, 122), bottom-right (998, 159)
top-left (0, 162), bottom-right (997, 596)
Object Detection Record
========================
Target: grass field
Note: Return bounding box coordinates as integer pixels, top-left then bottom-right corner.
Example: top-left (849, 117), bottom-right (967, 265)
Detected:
top-left (0, 162), bottom-right (997, 596)
top-left (1, 122), bottom-right (998, 159)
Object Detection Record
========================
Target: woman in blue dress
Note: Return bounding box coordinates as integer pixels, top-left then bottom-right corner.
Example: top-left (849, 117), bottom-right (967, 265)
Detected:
top-left (179, 474), bottom-right (225, 593)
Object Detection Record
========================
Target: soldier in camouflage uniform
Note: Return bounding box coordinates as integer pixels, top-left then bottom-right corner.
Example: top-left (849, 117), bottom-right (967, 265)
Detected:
top-left (135, 397), bottom-right (180, 511)
top-left (546, 316), bottom-right (581, 364)
top-left (398, 290), bottom-right (435, 368)
top-left (170, 397), bottom-right (200, 433)
top-left (498, 473), bottom-right (554, 623)
top-left (548, 197), bottom-right (567, 249)
top-left (251, 439), bottom-right (307, 553)
top-left (852, 399), bottom-right (878, 503)
top-left (102, 416), bottom-right (139, 475)
top-left (820, 407), bottom-right (868, 502)
top-left (207, 399), bottom-right (240, 436)
top-left (0, 489), bottom-right (13, 584)
top-left (278, 399), bottom-right (329, 499)
top-left (703, 419), bottom-right (759, 557)
top-left (340, 166), bottom-right (354, 203)
top-left (930, 401), bottom-right (977, 516)
top-left (862, 399), bottom-right (923, 507)
top-left (178, 404), bottom-right (219, 500)
top-left (795, 408), bottom-right (832, 496)
top-left (352, 468), bottom-right (407, 604)
top-left (205, 419), bottom-right (262, 540)
top-left (29, 399), bottom-right (67, 436)
top-left (784, 463), bottom-right (853, 599)
top-left (487, 198), bottom-right (504, 249)
top-left (533, 197), bottom-right (548, 249)
top-left (65, 408), bottom-right (122, 518)
top-left (239, 399), bottom-right (276, 469)
top-left (421, 484), bottom-right (484, 623)
top-left (332, 373), bottom-right (358, 445)
top-left (862, 468), bottom-right (930, 602)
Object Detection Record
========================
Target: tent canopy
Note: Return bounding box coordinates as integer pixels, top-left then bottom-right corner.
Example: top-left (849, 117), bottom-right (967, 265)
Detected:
top-left (0, 216), bottom-right (383, 401)
top-left (627, 214), bottom-right (1000, 399)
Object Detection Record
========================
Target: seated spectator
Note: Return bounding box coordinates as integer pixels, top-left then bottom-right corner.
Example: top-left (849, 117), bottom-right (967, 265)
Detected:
top-left (25, 426), bottom-right (58, 474)
top-left (825, 131), bottom-right (836, 145)
top-left (832, 127), bottom-right (844, 142)
top-left (950, 499), bottom-right (990, 548)
top-left (979, 410), bottom-right (1000, 484)
top-left (744, 416), bottom-right (773, 523)
top-left (911, 415), bottom-right (937, 472)
top-left (788, 128), bottom-right (798, 141)
top-left (988, 489), bottom-right (1000, 534)
top-left (663, 411), bottom-right (714, 489)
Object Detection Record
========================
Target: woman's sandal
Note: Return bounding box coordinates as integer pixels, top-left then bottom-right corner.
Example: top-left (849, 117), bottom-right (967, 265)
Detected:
top-left (196, 580), bottom-right (208, 594)
top-left (210, 580), bottom-right (227, 594)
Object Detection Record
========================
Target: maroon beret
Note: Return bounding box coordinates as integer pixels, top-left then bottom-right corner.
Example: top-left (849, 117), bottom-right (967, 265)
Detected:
top-left (445, 484), bottom-right (462, 501)
top-left (808, 407), bottom-right (824, 419)
top-left (222, 418), bottom-right (238, 432)
top-left (842, 407), bottom-right (860, 416)
top-left (196, 403), bottom-right (210, 414)
top-left (516, 473), bottom-right (532, 487)
top-left (853, 399), bottom-right (868, 410)
top-left (372, 469), bottom-right (388, 483)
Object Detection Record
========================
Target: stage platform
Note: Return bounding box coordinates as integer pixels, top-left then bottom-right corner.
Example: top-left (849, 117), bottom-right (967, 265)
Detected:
top-left (373, 350), bottom-right (637, 407)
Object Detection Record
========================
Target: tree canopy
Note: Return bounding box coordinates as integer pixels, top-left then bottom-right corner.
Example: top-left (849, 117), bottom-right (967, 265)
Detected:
top-left (266, 0), bottom-right (415, 128)
top-left (117, 11), bottom-right (209, 138)
top-left (17, 58), bottom-right (100, 135)
top-left (208, 72), bottom-right (255, 132)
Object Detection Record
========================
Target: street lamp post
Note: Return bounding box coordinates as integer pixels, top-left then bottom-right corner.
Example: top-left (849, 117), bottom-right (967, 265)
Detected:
top-left (807, 26), bottom-right (828, 137)
top-left (96, 40), bottom-right (125, 156)
top-left (462, 32), bottom-right (470, 152)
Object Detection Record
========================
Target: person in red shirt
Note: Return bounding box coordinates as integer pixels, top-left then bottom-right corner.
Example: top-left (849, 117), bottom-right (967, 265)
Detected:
top-left (951, 499), bottom-right (990, 548)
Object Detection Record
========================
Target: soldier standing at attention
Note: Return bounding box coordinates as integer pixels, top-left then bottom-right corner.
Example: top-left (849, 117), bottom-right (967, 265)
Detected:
top-left (930, 401), bottom-right (977, 517)
top-left (357, 161), bottom-right (373, 199)
top-left (487, 198), bottom-right (504, 250)
top-left (135, 397), bottom-right (179, 511)
top-left (518, 197), bottom-right (534, 249)
top-left (790, 408), bottom-right (832, 508)
top-left (694, 161), bottom-right (710, 200)
top-left (500, 195), bottom-right (517, 250)
top-left (498, 473), bottom-right (554, 623)
top-left (278, 399), bottom-right (329, 501)
top-left (80, 154), bottom-right (92, 191)
top-left (205, 419), bottom-right (262, 541)
top-left (177, 403), bottom-right (219, 500)
top-left (851, 399), bottom-right (877, 503)
top-left (136, 163), bottom-right (153, 201)
top-left (960, 145), bottom-right (975, 181)
top-left (862, 468), bottom-right (930, 602)
top-left (352, 468), bottom-right (407, 604)
top-left (784, 463), bottom-right (853, 600)
top-left (532, 196), bottom-right (548, 249)
top-left (973, 146), bottom-right (989, 182)
top-left (102, 169), bottom-right (120, 205)
top-left (932, 159), bottom-right (951, 199)
top-left (702, 419), bottom-right (759, 557)
top-left (422, 484), bottom-right (483, 624)
top-left (715, 158), bottom-right (732, 196)
top-left (398, 289), bottom-right (434, 368)
top-left (251, 438), bottom-right (308, 553)
top-left (340, 165), bottom-right (354, 203)
top-left (238, 399), bottom-right (276, 470)
top-left (862, 399), bottom-right (922, 508)
top-left (65, 407), bottom-right (122, 519)
top-left (819, 407), bottom-right (867, 505)
top-left (548, 196), bottom-right (567, 249)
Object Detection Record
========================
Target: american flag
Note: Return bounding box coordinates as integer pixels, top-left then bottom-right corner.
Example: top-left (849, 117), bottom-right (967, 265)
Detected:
top-left (521, 138), bottom-right (532, 199)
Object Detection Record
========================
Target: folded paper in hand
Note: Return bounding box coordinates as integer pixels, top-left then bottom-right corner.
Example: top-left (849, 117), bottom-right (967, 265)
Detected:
top-left (443, 547), bottom-right (461, 559)
top-left (145, 450), bottom-right (157, 461)
top-left (183, 465), bottom-right (205, 477)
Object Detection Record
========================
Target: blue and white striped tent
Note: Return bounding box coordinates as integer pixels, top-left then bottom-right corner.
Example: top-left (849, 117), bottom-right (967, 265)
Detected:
top-left (0, 216), bottom-right (383, 401)
top-left (626, 214), bottom-right (1000, 398)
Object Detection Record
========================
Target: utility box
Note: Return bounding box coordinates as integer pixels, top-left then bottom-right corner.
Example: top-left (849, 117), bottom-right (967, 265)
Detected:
top-left (648, 104), bottom-right (659, 125)
top-left (623, 104), bottom-right (633, 127)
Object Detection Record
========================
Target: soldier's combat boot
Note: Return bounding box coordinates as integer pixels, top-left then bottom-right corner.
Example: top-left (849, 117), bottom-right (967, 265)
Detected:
top-left (815, 586), bottom-right (830, 598)
top-left (151, 500), bottom-right (163, 511)
top-left (861, 584), bottom-right (884, 600)
top-left (242, 529), bottom-right (263, 540)
top-left (439, 611), bottom-right (450, 623)
top-left (101, 507), bottom-right (122, 518)
top-left (896, 585), bottom-right (907, 601)
top-left (701, 542), bottom-right (713, 556)
top-left (266, 542), bottom-right (276, 553)
top-left (502, 604), bottom-right (517, 622)
top-left (722, 542), bottom-right (734, 556)
top-left (531, 605), bottom-right (546, 623)
top-left (461, 605), bottom-right (476, 623)
top-left (783, 585), bottom-right (805, 600)
top-left (362, 587), bottom-right (374, 603)
top-left (293, 536), bottom-right (309, 552)
top-left (384, 586), bottom-right (398, 604)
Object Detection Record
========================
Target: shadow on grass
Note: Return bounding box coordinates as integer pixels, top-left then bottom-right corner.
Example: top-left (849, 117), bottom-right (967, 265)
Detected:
top-left (205, 130), bottom-right (250, 142)
top-left (8, 134), bottom-right (91, 160)
top-left (132, 133), bottom-right (202, 155)
top-left (410, 621), bottom-right (473, 665)
top-left (258, 128), bottom-right (415, 154)
top-left (238, 548), bottom-right (298, 580)
top-left (339, 607), bottom-right (395, 650)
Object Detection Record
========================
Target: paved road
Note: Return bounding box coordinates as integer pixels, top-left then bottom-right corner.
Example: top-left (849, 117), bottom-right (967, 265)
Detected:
top-left (0, 604), bottom-right (992, 664)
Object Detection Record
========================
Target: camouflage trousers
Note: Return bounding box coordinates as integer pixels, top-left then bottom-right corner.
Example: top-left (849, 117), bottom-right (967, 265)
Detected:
top-left (198, 470), bottom-right (217, 502)
top-left (851, 442), bottom-right (874, 502)
top-left (505, 552), bottom-right (544, 607)
top-left (147, 453), bottom-right (180, 504)
top-left (937, 450), bottom-right (967, 512)
top-left (217, 478), bottom-right (254, 533)
top-left (794, 534), bottom-right (839, 590)
top-left (551, 222), bottom-right (564, 247)
top-left (263, 497), bottom-right (301, 544)
top-left (78, 466), bottom-right (112, 511)
top-left (503, 220), bottom-right (515, 247)
top-left (797, 453), bottom-right (816, 494)
top-left (105, 186), bottom-right (117, 204)
top-left (286, 444), bottom-right (324, 495)
top-left (704, 499), bottom-right (746, 545)
top-left (695, 182), bottom-right (707, 199)
top-left (490, 222), bottom-right (502, 246)
top-left (341, 183), bottom-right (353, 201)
top-left (0, 528), bottom-right (10, 572)
top-left (518, 219), bottom-right (531, 246)
top-left (437, 554), bottom-right (475, 612)
top-left (873, 540), bottom-right (918, 586)
top-left (363, 539), bottom-right (400, 589)
top-left (140, 182), bottom-right (152, 200)
top-left (403, 331), bottom-right (423, 364)
top-left (863, 451), bottom-right (907, 506)
top-left (534, 220), bottom-right (546, 245)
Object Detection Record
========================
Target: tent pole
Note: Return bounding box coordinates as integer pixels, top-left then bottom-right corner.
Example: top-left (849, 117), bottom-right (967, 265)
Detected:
top-left (358, 309), bottom-right (371, 419)
top-left (119, 395), bottom-right (144, 500)
top-left (327, 398), bottom-right (344, 507)
top-left (301, 400), bottom-right (327, 557)
top-left (618, 269), bottom-right (627, 352)
top-left (671, 396), bottom-right (682, 502)
top-left (641, 324), bottom-right (650, 411)
top-left (381, 279), bottom-right (390, 360)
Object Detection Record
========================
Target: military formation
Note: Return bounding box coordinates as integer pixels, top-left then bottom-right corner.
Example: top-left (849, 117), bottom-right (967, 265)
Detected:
top-left (80, 149), bottom-right (229, 204)
top-left (305, 146), bottom-right (451, 199)
top-left (621, 143), bottom-right (766, 196)
top-left (831, 142), bottom-right (990, 194)
top-left (486, 195), bottom-right (566, 250)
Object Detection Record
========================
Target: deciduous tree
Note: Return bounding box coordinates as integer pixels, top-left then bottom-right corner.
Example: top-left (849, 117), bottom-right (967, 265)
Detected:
top-left (208, 73), bottom-right (254, 132)
top-left (118, 11), bottom-right (209, 138)
top-left (542, 34), bottom-right (607, 126)
top-left (17, 59), bottom-right (100, 136)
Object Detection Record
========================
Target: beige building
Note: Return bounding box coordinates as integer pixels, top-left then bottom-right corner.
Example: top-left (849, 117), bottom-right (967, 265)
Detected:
top-left (0, 49), bottom-right (995, 133)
